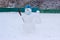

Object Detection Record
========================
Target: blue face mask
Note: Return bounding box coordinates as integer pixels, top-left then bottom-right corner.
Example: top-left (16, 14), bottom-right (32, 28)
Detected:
top-left (26, 12), bottom-right (31, 15)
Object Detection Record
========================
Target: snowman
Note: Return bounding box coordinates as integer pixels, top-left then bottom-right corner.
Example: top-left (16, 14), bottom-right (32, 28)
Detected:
top-left (22, 4), bottom-right (41, 33)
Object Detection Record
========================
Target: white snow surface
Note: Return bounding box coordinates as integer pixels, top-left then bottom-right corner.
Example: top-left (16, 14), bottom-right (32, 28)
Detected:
top-left (0, 12), bottom-right (60, 40)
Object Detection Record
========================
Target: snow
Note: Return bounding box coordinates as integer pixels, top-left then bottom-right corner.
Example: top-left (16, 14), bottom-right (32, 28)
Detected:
top-left (0, 12), bottom-right (60, 40)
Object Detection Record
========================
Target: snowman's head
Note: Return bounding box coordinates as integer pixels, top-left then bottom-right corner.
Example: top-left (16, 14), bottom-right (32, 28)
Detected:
top-left (25, 8), bottom-right (32, 15)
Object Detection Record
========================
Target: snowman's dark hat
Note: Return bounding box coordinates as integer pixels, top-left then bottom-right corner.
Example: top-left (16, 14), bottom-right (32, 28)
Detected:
top-left (25, 4), bottom-right (31, 8)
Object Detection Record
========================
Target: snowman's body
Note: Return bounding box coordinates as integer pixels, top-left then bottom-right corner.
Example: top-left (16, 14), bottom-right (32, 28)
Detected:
top-left (22, 10), bottom-right (41, 33)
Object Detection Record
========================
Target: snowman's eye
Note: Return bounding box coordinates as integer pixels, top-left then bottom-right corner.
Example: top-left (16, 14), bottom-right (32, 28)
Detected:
top-left (26, 9), bottom-right (29, 11)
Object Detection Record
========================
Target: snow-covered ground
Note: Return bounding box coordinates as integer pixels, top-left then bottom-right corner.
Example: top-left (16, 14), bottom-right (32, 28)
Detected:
top-left (0, 12), bottom-right (60, 40)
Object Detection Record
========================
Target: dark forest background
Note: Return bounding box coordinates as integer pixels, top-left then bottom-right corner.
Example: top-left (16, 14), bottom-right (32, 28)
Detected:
top-left (0, 0), bottom-right (60, 9)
